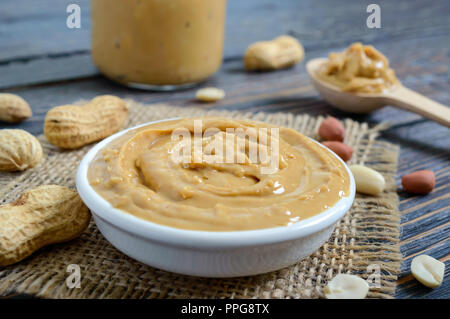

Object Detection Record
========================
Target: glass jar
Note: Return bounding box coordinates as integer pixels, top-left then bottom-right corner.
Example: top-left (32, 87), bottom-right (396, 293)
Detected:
top-left (91, 0), bottom-right (227, 90)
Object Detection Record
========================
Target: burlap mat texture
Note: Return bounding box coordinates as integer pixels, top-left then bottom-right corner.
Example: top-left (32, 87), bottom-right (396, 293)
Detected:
top-left (0, 100), bottom-right (402, 298)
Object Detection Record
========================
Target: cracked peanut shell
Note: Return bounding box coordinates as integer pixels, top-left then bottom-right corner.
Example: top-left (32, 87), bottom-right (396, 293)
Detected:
top-left (244, 35), bottom-right (304, 71)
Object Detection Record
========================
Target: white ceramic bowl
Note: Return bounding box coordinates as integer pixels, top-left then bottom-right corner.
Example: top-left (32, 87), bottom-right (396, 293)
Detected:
top-left (76, 119), bottom-right (355, 278)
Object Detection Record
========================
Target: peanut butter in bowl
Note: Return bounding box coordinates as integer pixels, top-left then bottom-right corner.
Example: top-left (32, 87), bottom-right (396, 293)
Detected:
top-left (317, 42), bottom-right (399, 94)
top-left (87, 117), bottom-right (351, 232)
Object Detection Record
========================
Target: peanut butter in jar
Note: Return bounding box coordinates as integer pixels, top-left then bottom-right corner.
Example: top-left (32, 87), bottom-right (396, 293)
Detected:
top-left (91, 0), bottom-right (227, 90)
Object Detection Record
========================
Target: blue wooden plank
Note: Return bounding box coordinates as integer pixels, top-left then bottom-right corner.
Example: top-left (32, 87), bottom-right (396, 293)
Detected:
top-left (400, 239), bottom-right (449, 274)
top-left (0, 53), bottom-right (97, 89)
top-left (396, 260), bottom-right (450, 299)
top-left (400, 187), bottom-right (450, 213)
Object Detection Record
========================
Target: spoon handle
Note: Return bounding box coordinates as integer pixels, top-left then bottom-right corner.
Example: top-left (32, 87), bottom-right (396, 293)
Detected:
top-left (384, 86), bottom-right (450, 128)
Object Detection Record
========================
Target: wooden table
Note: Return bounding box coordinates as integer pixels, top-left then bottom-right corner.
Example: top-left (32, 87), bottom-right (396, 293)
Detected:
top-left (1, 0), bottom-right (448, 299)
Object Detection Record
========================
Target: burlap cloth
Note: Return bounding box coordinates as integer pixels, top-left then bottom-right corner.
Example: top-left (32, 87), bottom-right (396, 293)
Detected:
top-left (0, 100), bottom-right (402, 298)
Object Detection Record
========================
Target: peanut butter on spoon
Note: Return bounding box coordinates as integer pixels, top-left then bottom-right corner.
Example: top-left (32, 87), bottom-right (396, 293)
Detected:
top-left (307, 43), bottom-right (450, 127)
top-left (317, 42), bottom-right (398, 94)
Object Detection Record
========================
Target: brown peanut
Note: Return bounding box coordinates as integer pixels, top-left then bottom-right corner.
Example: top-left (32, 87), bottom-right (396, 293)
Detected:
top-left (0, 93), bottom-right (32, 123)
top-left (44, 95), bottom-right (128, 149)
top-left (244, 35), bottom-right (304, 71)
top-left (318, 117), bottom-right (345, 142)
top-left (0, 129), bottom-right (43, 172)
top-left (402, 170), bottom-right (435, 195)
top-left (322, 141), bottom-right (353, 162)
top-left (0, 185), bottom-right (91, 266)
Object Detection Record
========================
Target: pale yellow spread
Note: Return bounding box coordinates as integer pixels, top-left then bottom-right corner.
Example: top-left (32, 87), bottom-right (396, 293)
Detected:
top-left (318, 43), bottom-right (399, 93)
top-left (88, 118), bottom-right (350, 231)
top-left (91, 0), bottom-right (226, 86)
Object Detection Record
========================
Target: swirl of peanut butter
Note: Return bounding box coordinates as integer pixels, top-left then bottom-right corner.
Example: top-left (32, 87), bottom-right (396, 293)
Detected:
top-left (318, 42), bottom-right (399, 93)
top-left (88, 117), bottom-right (350, 231)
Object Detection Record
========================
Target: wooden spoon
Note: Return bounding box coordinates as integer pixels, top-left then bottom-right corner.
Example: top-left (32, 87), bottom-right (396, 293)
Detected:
top-left (306, 58), bottom-right (450, 128)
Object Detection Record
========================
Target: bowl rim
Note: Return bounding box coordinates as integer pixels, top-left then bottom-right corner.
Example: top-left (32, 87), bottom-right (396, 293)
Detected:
top-left (76, 118), bottom-right (356, 249)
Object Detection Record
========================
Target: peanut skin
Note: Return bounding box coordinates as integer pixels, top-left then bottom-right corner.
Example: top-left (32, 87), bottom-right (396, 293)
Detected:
top-left (318, 117), bottom-right (345, 142)
top-left (0, 185), bottom-right (91, 267)
top-left (402, 170), bottom-right (435, 195)
top-left (44, 95), bottom-right (128, 149)
top-left (244, 35), bottom-right (304, 71)
top-left (322, 141), bottom-right (353, 162)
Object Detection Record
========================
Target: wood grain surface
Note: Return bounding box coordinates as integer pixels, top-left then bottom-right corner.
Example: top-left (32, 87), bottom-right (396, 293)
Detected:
top-left (0, 0), bottom-right (449, 299)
